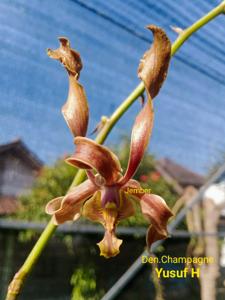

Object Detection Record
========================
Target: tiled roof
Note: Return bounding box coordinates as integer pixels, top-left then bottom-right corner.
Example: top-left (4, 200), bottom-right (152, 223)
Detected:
top-left (0, 139), bottom-right (43, 171)
top-left (0, 196), bottom-right (18, 215)
top-left (156, 158), bottom-right (205, 188)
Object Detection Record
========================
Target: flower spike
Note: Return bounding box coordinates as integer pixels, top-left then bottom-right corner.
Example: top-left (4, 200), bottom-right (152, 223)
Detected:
top-left (46, 25), bottom-right (172, 258)
top-left (47, 37), bottom-right (89, 137)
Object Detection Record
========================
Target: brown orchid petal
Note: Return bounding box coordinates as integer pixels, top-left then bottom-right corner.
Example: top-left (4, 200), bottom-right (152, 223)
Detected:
top-left (119, 26), bottom-right (170, 185)
top-left (45, 179), bottom-right (98, 224)
top-left (48, 37), bottom-right (89, 137)
top-left (46, 195), bottom-right (82, 225)
top-left (122, 179), bottom-right (145, 198)
top-left (140, 194), bottom-right (173, 249)
top-left (82, 191), bottom-right (104, 223)
top-left (138, 25), bottom-right (171, 99)
top-left (62, 75), bottom-right (89, 137)
top-left (119, 98), bottom-right (154, 185)
top-left (67, 137), bottom-right (121, 185)
top-left (122, 179), bottom-right (141, 189)
top-left (118, 191), bottom-right (135, 220)
top-left (146, 225), bottom-right (168, 250)
top-left (45, 197), bottom-right (63, 215)
top-left (47, 37), bottom-right (82, 77)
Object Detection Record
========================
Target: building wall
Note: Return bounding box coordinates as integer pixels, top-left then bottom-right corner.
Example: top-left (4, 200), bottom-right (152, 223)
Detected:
top-left (0, 152), bottom-right (36, 196)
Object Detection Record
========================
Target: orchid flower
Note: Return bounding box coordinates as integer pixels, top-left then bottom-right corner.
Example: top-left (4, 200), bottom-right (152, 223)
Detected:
top-left (46, 25), bottom-right (173, 258)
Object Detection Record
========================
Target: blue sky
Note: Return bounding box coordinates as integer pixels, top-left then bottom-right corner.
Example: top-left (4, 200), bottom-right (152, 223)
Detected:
top-left (1, 0), bottom-right (225, 175)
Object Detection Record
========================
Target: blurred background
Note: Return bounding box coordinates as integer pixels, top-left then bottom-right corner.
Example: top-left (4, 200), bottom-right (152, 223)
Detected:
top-left (1, 0), bottom-right (225, 299)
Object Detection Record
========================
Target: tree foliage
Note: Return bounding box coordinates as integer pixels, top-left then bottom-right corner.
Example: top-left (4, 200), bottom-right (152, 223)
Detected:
top-left (71, 267), bottom-right (104, 300)
top-left (16, 159), bottom-right (77, 221)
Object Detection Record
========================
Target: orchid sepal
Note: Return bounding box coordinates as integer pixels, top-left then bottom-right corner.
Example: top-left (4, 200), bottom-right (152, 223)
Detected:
top-left (47, 37), bottom-right (89, 137)
top-left (140, 194), bottom-right (173, 250)
top-left (45, 179), bottom-right (98, 224)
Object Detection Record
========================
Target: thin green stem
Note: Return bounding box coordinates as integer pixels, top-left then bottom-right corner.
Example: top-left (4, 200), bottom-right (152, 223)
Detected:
top-left (6, 1), bottom-right (225, 299)
top-left (6, 219), bottom-right (56, 300)
top-left (171, 0), bottom-right (225, 55)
